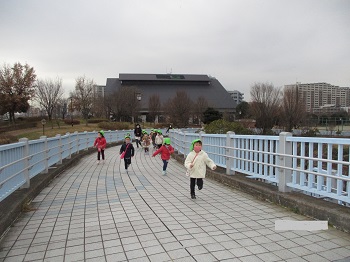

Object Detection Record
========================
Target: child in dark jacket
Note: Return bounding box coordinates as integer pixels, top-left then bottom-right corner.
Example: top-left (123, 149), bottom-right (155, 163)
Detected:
top-left (94, 130), bottom-right (107, 164)
top-left (120, 136), bottom-right (135, 172)
top-left (152, 138), bottom-right (174, 175)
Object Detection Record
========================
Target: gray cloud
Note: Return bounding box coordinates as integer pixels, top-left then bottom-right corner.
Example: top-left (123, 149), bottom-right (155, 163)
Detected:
top-left (1, 0), bottom-right (349, 101)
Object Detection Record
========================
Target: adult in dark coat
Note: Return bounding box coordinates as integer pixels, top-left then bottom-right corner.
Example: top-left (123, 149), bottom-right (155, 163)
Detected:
top-left (134, 124), bottom-right (142, 148)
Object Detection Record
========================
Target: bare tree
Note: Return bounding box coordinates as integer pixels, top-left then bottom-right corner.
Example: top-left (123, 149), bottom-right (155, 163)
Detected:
top-left (0, 63), bottom-right (36, 123)
top-left (250, 82), bottom-right (281, 134)
top-left (165, 91), bottom-right (192, 127)
top-left (35, 77), bottom-right (64, 121)
top-left (71, 76), bottom-right (95, 125)
top-left (92, 95), bottom-right (106, 118)
top-left (54, 98), bottom-right (68, 120)
top-left (280, 85), bottom-right (306, 132)
top-left (148, 94), bottom-right (161, 123)
top-left (108, 86), bottom-right (141, 122)
top-left (193, 96), bottom-right (208, 124)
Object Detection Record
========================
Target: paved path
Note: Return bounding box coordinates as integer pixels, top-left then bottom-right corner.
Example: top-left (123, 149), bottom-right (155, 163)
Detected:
top-left (1, 146), bottom-right (350, 262)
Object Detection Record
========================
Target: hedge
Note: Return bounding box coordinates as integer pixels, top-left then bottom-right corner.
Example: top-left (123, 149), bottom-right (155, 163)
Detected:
top-left (63, 119), bottom-right (80, 125)
top-left (87, 119), bottom-right (108, 124)
top-left (98, 122), bottom-right (131, 130)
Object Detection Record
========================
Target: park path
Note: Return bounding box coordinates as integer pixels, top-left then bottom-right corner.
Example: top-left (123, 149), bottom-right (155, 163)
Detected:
top-left (1, 146), bottom-right (350, 261)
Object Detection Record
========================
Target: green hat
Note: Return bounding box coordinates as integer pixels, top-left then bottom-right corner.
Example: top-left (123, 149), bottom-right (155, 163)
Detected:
top-left (164, 138), bottom-right (171, 145)
top-left (125, 135), bottom-right (131, 139)
top-left (99, 130), bottom-right (104, 136)
top-left (126, 132), bottom-right (131, 136)
top-left (190, 139), bottom-right (201, 151)
top-left (157, 130), bottom-right (162, 134)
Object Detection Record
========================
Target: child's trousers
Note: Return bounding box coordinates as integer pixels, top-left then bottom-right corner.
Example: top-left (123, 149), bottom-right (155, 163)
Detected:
top-left (124, 158), bottom-right (131, 169)
top-left (190, 178), bottom-right (203, 195)
top-left (162, 160), bottom-right (168, 171)
top-left (97, 150), bottom-right (105, 160)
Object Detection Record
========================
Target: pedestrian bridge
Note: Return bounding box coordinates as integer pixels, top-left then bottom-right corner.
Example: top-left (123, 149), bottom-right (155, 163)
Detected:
top-left (1, 146), bottom-right (350, 261)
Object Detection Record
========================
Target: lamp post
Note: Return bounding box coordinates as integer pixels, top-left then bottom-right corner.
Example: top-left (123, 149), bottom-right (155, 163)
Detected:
top-left (41, 119), bottom-right (46, 135)
top-left (135, 92), bottom-right (142, 123)
top-left (340, 118), bottom-right (344, 131)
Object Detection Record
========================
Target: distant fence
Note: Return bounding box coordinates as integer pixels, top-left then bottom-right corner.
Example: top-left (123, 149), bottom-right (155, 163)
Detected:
top-left (0, 128), bottom-right (174, 202)
top-left (170, 129), bottom-right (350, 206)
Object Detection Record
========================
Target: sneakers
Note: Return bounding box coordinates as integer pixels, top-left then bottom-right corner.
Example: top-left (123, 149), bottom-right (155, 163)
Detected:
top-left (198, 185), bottom-right (203, 190)
top-left (191, 194), bottom-right (196, 199)
top-left (162, 170), bottom-right (167, 176)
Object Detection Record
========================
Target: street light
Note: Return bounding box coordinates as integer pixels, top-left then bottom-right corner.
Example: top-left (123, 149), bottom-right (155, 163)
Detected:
top-left (41, 119), bottom-right (46, 135)
top-left (135, 92), bottom-right (142, 123)
top-left (340, 118), bottom-right (344, 131)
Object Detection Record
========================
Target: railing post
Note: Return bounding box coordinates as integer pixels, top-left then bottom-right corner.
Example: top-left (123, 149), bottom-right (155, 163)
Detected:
top-left (66, 132), bottom-right (71, 159)
top-left (183, 132), bottom-right (187, 157)
top-left (226, 131), bottom-right (235, 175)
top-left (84, 131), bottom-right (88, 150)
top-left (40, 136), bottom-right (49, 174)
top-left (56, 134), bottom-right (63, 164)
top-left (75, 131), bottom-right (80, 154)
top-left (199, 131), bottom-right (204, 141)
top-left (199, 130), bottom-right (205, 153)
top-left (278, 132), bottom-right (292, 192)
top-left (108, 130), bottom-right (112, 143)
top-left (19, 138), bottom-right (30, 188)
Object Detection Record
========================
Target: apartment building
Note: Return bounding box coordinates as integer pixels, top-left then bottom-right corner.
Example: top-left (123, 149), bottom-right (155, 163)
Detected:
top-left (228, 90), bottom-right (244, 104)
top-left (284, 82), bottom-right (350, 113)
top-left (93, 85), bottom-right (105, 98)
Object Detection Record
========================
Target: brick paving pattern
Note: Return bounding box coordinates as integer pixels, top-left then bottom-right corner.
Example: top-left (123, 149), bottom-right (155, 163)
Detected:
top-left (1, 146), bottom-right (350, 262)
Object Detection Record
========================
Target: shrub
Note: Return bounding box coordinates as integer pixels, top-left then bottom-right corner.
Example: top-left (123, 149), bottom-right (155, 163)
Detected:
top-left (0, 134), bottom-right (18, 145)
top-left (88, 118), bottom-right (108, 124)
top-left (0, 122), bottom-right (37, 132)
top-left (204, 119), bottom-right (252, 134)
top-left (153, 123), bottom-right (167, 129)
top-left (63, 119), bottom-right (80, 125)
top-left (24, 116), bottom-right (44, 122)
top-left (98, 122), bottom-right (131, 130)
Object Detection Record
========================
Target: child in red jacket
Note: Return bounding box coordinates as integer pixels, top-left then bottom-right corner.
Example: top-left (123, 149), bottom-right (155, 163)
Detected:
top-left (94, 130), bottom-right (107, 164)
top-left (152, 138), bottom-right (174, 175)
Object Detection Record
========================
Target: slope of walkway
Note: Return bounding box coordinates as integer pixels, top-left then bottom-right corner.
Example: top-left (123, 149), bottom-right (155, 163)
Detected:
top-left (1, 146), bottom-right (350, 262)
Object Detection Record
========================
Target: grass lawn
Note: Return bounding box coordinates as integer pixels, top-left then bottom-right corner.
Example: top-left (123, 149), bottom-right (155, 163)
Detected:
top-left (15, 123), bottom-right (102, 140)
top-left (0, 122), bottom-right (102, 143)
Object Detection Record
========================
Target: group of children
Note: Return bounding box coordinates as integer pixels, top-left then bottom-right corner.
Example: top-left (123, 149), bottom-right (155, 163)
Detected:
top-left (94, 129), bottom-right (216, 199)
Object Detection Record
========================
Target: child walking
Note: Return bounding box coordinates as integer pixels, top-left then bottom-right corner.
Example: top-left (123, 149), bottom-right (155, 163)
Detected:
top-left (150, 129), bottom-right (157, 149)
top-left (142, 132), bottom-right (151, 154)
top-left (152, 138), bottom-right (174, 175)
top-left (94, 130), bottom-right (107, 164)
top-left (120, 135), bottom-right (135, 172)
top-left (155, 130), bottom-right (164, 149)
top-left (184, 139), bottom-right (217, 199)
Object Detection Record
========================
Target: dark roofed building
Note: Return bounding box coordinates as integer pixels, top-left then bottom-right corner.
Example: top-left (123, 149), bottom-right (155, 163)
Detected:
top-left (105, 73), bottom-right (236, 122)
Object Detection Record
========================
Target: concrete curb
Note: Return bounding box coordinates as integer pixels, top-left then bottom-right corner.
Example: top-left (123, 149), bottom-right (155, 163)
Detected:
top-left (172, 152), bottom-right (350, 233)
top-left (0, 142), bottom-right (120, 239)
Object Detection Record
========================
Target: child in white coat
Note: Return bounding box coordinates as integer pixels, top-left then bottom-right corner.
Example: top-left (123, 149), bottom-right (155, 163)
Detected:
top-left (184, 139), bottom-right (217, 199)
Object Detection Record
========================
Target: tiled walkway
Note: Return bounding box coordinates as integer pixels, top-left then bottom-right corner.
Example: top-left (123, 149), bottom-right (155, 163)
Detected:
top-left (1, 146), bottom-right (350, 262)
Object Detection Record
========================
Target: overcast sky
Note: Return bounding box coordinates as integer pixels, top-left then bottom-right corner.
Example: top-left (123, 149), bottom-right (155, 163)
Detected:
top-left (1, 0), bottom-right (349, 101)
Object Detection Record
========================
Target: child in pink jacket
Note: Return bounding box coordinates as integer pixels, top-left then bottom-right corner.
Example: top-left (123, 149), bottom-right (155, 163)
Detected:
top-left (152, 138), bottom-right (174, 175)
top-left (93, 130), bottom-right (107, 164)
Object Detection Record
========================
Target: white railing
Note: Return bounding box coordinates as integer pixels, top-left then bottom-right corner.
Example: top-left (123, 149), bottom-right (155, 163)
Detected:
top-left (169, 129), bottom-right (350, 205)
top-left (0, 128), bottom-right (171, 202)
